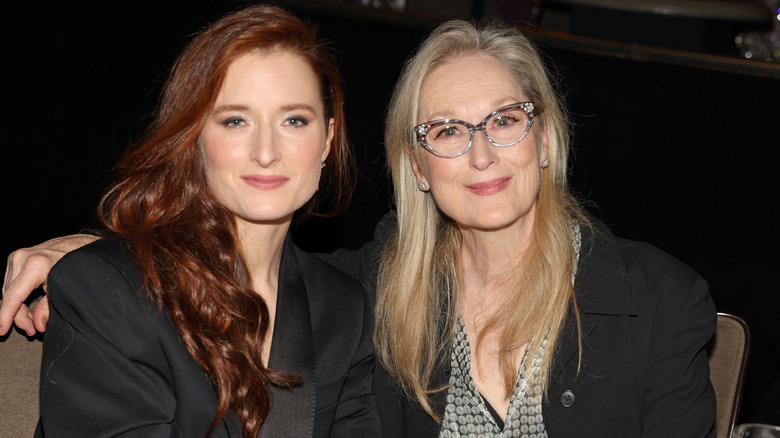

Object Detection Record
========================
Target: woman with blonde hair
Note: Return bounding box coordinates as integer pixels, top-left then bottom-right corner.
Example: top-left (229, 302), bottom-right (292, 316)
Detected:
top-left (2, 16), bottom-right (715, 438)
top-left (369, 20), bottom-right (715, 437)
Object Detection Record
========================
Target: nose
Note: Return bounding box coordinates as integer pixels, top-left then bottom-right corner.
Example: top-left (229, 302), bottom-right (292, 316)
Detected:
top-left (251, 128), bottom-right (281, 167)
top-left (468, 129), bottom-right (497, 170)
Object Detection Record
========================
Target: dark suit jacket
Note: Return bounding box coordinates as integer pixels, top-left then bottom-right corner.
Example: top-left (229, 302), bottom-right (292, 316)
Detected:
top-left (325, 216), bottom-right (717, 437)
top-left (36, 235), bottom-right (379, 437)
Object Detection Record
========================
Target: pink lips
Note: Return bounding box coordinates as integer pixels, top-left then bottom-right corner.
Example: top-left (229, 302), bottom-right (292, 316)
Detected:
top-left (465, 177), bottom-right (511, 196)
top-left (241, 175), bottom-right (289, 190)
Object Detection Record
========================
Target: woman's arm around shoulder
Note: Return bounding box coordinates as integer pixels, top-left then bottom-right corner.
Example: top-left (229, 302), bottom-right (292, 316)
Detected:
top-left (0, 233), bottom-right (98, 335)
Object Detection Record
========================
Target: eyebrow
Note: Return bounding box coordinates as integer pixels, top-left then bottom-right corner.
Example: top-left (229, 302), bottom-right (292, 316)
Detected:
top-left (211, 103), bottom-right (318, 114)
top-left (425, 98), bottom-right (521, 121)
top-left (211, 104), bottom-right (249, 114)
top-left (281, 103), bottom-right (317, 113)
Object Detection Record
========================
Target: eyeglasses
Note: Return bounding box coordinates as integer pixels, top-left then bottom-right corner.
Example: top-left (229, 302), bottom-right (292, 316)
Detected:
top-left (414, 102), bottom-right (536, 158)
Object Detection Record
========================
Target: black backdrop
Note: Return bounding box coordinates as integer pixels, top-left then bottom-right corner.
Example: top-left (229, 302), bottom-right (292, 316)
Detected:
top-left (3, 0), bottom-right (779, 425)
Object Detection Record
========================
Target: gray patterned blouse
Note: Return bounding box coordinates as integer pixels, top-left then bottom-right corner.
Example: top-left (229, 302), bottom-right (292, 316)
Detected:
top-left (438, 224), bottom-right (581, 437)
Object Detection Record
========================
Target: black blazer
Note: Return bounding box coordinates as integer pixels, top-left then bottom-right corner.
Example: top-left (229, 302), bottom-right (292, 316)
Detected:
top-left (36, 235), bottom-right (379, 437)
top-left (324, 216), bottom-right (717, 437)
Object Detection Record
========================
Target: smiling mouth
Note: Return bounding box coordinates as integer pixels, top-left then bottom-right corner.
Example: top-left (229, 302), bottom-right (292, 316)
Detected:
top-left (241, 175), bottom-right (289, 190)
top-left (465, 177), bottom-right (511, 195)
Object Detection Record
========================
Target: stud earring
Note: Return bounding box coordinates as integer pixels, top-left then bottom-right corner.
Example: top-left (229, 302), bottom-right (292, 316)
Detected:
top-left (417, 181), bottom-right (429, 192)
top-left (321, 162), bottom-right (326, 169)
top-left (541, 158), bottom-right (550, 168)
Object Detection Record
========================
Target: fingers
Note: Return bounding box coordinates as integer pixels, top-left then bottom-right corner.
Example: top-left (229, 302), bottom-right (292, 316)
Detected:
top-left (1, 249), bottom-right (33, 335)
top-left (1, 234), bottom-right (97, 335)
top-left (1, 250), bottom-right (51, 335)
top-left (33, 296), bottom-right (50, 333)
top-left (11, 304), bottom-right (36, 336)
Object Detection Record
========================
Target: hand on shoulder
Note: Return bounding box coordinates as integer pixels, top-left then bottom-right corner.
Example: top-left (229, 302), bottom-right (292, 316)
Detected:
top-left (0, 234), bottom-right (99, 335)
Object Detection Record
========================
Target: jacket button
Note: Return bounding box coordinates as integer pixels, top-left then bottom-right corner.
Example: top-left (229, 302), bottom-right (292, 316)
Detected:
top-left (560, 390), bottom-right (576, 408)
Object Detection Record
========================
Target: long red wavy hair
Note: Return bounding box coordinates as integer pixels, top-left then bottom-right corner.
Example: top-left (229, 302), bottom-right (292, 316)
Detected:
top-left (97, 5), bottom-right (353, 437)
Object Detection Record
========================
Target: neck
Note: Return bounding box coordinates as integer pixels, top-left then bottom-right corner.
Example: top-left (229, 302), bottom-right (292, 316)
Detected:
top-left (236, 217), bottom-right (292, 293)
top-left (458, 217), bottom-right (534, 294)
top-left (235, 216), bottom-right (292, 367)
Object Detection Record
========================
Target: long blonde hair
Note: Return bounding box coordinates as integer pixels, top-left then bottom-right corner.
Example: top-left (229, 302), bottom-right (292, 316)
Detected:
top-left (375, 20), bottom-right (586, 419)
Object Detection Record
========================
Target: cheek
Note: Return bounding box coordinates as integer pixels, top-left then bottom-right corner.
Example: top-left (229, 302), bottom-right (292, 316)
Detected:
top-left (422, 157), bottom-right (456, 189)
top-left (201, 129), bottom-right (246, 166)
top-left (202, 147), bottom-right (224, 186)
top-left (424, 160), bottom-right (462, 209)
top-left (415, 154), bottom-right (436, 181)
top-left (292, 142), bottom-right (326, 185)
top-left (200, 133), bottom-right (223, 168)
top-left (200, 139), bottom-right (239, 194)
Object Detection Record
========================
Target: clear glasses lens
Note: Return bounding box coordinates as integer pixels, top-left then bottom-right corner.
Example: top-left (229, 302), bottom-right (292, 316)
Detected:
top-left (485, 107), bottom-right (531, 145)
top-left (426, 123), bottom-right (471, 157)
top-left (425, 106), bottom-right (531, 157)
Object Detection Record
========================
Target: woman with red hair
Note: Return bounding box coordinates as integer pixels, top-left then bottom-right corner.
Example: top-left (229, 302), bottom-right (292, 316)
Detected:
top-left (29, 5), bottom-right (377, 437)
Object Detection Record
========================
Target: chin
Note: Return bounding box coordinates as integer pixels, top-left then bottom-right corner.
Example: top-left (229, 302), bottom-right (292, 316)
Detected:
top-left (457, 208), bottom-right (532, 232)
top-left (454, 216), bottom-right (512, 232)
top-left (235, 206), bottom-right (299, 224)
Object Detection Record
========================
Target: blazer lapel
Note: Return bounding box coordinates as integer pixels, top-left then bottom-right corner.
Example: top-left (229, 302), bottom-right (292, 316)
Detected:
top-left (260, 235), bottom-right (316, 438)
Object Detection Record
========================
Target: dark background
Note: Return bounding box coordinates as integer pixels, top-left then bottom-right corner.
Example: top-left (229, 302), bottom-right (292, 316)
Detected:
top-left (2, 0), bottom-right (779, 425)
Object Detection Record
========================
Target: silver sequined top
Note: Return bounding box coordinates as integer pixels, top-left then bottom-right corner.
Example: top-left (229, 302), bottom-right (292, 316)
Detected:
top-left (439, 322), bottom-right (548, 438)
top-left (438, 224), bottom-right (581, 437)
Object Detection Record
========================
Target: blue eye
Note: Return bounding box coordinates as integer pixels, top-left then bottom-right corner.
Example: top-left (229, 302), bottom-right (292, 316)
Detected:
top-left (285, 115), bottom-right (310, 127)
top-left (220, 116), bottom-right (247, 128)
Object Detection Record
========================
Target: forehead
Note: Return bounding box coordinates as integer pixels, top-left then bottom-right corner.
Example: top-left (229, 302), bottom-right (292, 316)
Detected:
top-left (217, 51), bottom-right (323, 107)
top-left (418, 54), bottom-right (525, 120)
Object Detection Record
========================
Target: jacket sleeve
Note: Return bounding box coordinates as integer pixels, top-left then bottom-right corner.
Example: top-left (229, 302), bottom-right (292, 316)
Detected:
top-left (327, 281), bottom-right (381, 437)
top-left (38, 246), bottom-right (186, 438)
top-left (640, 275), bottom-right (716, 437)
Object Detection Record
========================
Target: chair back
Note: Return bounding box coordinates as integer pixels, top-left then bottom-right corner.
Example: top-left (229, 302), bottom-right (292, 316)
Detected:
top-left (0, 324), bottom-right (43, 437)
top-left (708, 312), bottom-right (750, 438)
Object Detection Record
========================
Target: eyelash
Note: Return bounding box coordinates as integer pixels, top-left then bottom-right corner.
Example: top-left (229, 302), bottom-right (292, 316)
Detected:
top-left (285, 115), bottom-right (310, 127)
top-left (220, 116), bottom-right (247, 128)
top-left (217, 114), bottom-right (312, 128)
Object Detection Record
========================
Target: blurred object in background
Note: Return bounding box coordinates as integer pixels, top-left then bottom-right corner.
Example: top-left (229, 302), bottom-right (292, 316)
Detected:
top-left (342, 0), bottom-right (542, 22)
top-left (344, 0), bottom-right (407, 11)
top-left (490, 0), bottom-right (540, 26)
top-left (404, 0), bottom-right (476, 19)
top-left (732, 423), bottom-right (780, 437)
top-left (539, 0), bottom-right (776, 57)
top-left (339, 0), bottom-right (545, 27)
top-left (736, 0), bottom-right (780, 62)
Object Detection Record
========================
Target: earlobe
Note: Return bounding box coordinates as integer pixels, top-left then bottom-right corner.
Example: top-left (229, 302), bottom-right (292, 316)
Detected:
top-left (405, 143), bottom-right (431, 190)
top-left (539, 120), bottom-right (549, 166)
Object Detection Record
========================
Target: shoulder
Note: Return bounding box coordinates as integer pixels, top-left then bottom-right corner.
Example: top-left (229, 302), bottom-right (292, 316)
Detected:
top-left (578, 218), bottom-right (711, 316)
top-left (583, 217), bottom-right (699, 277)
top-left (616, 235), bottom-right (703, 291)
top-left (50, 235), bottom-right (140, 286)
top-left (47, 235), bottom-right (156, 326)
